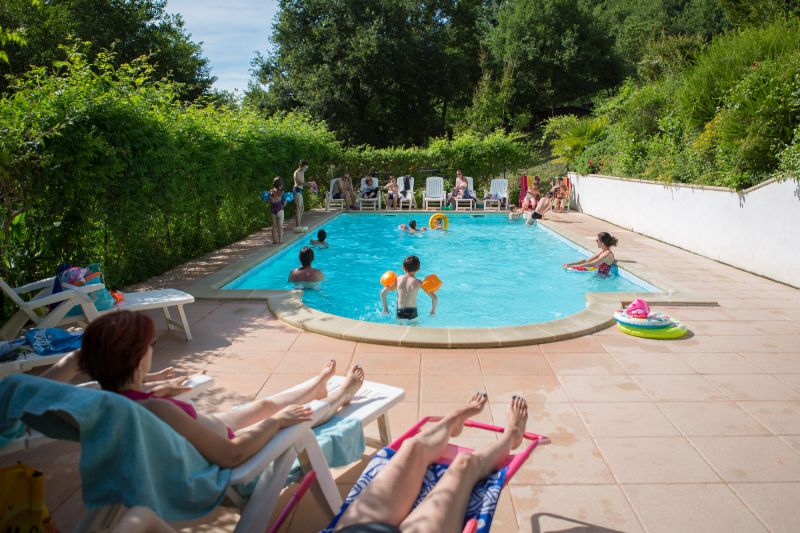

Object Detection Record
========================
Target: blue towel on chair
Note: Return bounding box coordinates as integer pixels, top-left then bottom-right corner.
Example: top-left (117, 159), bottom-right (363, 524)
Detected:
top-left (0, 374), bottom-right (231, 521)
top-left (287, 415), bottom-right (365, 483)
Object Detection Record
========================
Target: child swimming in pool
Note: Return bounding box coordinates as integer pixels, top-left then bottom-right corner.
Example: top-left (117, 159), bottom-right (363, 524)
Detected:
top-left (399, 220), bottom-right (427, 234)
top-left (563, 231), bottom-right (618, 275)
top-left (310, 229), bottom-right (329, 248)
top-left (381, 255), bottom-right (438, 319)
top-left (508, 206), bottom-right (523, 220)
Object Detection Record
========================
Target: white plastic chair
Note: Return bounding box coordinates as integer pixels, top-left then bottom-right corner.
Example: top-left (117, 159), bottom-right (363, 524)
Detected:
top-left (398, 176), bottom-right (416, 209)
top-left (423, 177), bottom-right (445, 210)
top-left (358, 177), bottom-right (381, 211)
top-left (484, 178), bottom-right (509, 211)
top-left (325, 178), bottom-right (345, 211)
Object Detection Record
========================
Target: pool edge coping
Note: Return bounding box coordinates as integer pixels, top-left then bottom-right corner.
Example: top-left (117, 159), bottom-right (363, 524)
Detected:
top-left (185, 210), bottom-right (718, 348)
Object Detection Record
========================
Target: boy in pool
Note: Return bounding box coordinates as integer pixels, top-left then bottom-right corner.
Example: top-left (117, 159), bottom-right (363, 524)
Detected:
top-left (381, 255), bottom-right (438, 319)
top-left (400, 220), bottom-right (427, 234)
top-left (310, 229), bottom-right (329, 248)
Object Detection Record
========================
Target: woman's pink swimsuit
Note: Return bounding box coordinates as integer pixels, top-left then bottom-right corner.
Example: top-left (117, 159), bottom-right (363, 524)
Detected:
top-left (121, 389), bottom-right (235, 439)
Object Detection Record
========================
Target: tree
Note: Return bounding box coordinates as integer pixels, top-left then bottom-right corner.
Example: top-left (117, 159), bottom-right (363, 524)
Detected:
top-left (0, 0), bottom-right (214, 100)
top-left (249, 0), bottom-right (484, 147)
top-left (485, 0), bottom-right (623, 124)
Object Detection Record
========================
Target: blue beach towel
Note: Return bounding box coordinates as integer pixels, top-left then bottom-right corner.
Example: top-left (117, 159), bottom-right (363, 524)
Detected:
top-left (323, 446), bottom-right (507, 533)
top-left (288, 415), bottom-right (364, 483)
top-left (0, 374), bottom-right (231, 521)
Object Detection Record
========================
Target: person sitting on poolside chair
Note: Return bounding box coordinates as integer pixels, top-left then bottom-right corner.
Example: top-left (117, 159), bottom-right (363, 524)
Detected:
top-left (77, 311), bottom-right (367, 468)
top-left (361, 176), bottom-right (379, 199)
top-left (334, 393), bottom-right (529, 532)
top-left (289, 246), bottom-right (326, 288)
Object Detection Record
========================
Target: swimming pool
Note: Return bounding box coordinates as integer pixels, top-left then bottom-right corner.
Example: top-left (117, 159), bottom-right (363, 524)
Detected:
top-left (224, 213), bottom-right (655, 328)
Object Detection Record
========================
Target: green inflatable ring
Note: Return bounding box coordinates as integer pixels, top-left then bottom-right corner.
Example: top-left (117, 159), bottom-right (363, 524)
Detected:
top-left (617, 322), bottom-right (688, 339)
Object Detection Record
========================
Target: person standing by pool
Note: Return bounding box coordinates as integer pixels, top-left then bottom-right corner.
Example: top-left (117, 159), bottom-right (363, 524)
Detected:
top-left (381, 255), bottom-right (438, 319)
top-left (269, 177), bottom-right (287, 244)
top-left (293, 159), bottom-right (309, 228)
top-left (289, 246), bottom-right (325, 287)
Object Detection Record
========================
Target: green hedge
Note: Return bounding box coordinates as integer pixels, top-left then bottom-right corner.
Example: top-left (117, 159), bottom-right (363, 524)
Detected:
top-left (544, 16), bottom-right (800, 189)
top-left (0, 47), bottom-right (535, 309)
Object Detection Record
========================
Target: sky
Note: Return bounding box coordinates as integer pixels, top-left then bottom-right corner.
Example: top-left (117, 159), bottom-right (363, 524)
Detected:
top-left (165, 0), bottom-right (279, 93)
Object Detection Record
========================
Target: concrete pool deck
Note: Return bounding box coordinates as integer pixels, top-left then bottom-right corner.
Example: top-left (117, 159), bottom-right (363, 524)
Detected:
top-left (185, 210), bottom-right (715, 348)
top-left (7, 209), bottom-right (800, 532)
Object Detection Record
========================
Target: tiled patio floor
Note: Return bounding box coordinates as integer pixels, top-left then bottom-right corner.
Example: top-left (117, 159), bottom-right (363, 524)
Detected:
top-left (7, 210), bottom-right (800, 532)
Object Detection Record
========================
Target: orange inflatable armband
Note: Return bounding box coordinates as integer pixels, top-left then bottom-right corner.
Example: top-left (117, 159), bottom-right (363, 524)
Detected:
top-left (421, 274), bottom-right (442, 294)
top-left (380, 271), bottom-right (397, 288)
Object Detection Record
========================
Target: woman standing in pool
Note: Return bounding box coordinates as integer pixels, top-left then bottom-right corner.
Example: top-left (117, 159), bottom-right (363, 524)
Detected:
top-left (293, 159), bottom-right (309, 228)
top-left (563, 232), bottom-right (618, 275)
top-left (269, 177), bottom-right (287, 244)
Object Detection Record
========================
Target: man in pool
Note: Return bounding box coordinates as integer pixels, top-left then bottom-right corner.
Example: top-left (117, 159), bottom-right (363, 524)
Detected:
top-left (526, 191), bottom-right (553, 225)
top-left (381, 255), bottom-right (437, 319)
top-left (310, 229), bottom-right (329, 248)
top-left (288, 246), bottom-right (325, 287)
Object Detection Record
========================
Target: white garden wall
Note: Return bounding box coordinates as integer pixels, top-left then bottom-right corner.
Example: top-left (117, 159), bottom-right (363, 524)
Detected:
top-left (568, 173), bottom-right (800, 288)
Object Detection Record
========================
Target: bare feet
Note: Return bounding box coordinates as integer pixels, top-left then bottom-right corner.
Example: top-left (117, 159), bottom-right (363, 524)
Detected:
top-left (506, 395), bottom-right (528, 449)
top-left (339, 364), bottom-right (365, 405)
top-left (312, 360), bottom-right (336, 400)
top-left (446, 392), bottom-right (488, 438)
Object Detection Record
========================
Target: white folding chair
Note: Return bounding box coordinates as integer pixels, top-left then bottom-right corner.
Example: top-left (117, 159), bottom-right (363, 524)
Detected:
top-left (398, 176), bottom-right (416, 210)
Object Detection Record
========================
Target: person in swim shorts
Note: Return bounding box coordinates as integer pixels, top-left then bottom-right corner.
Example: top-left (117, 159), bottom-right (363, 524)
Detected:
top-left (293, 159), bottom-right (309, 227)
top-left (526, 191), bottom-right (553, 225)
top-left (381, 255), bottom-right (437, 319)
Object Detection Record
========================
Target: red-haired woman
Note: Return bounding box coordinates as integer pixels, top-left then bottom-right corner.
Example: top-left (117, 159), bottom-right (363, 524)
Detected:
top-left (77, 311), bottom-right (365, 467)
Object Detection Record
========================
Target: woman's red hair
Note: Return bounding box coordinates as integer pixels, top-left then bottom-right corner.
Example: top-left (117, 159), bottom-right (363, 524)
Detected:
top-left (78, 311), bottom-right (155, 392)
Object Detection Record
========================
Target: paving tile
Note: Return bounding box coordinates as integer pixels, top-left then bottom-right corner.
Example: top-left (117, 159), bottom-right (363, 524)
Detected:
top-left (741, 352), bottom-right (800, 373)
top-left (483, 375), bottom-right (569, 403)
top-left (724, 308), bottom-right (794, 321)
top-left (596, 334), bottom-right (672, 353)
top-left (354, 343), bottom-right (421, 355)
top-left (776, 373), bottom-right (800, 392)
top-left (704, 374), bottom-right (800, 401)
top-left (658, 402), bottom-right (769, 436)
top-left (575, 402), bottom-right (680, 437)
top-left (633, 374), bottom-right (728, 401)
top-left (203, 350), bottom-right (286, 374)
top-left (688, 320), bottom-right (764, 335)
top-left (595, 437), bottom-right (719, 483)
top-left (477, 352), bottom-right (553, 375)
top-left (611, 352), bottom-right (695, 374)
top-left (690, 435), bottom-right (800, 482)
top-left (720, 335), bottom-right (800, 353)
top-left (272, 351), bottom-right (354, 374)
top-left (545, 352), bottom-right (626, 375)
top-left (677, 353), bottom-right (763, 374)
top-left (421, 351), bottom-right (482, 374)
top-left (511, 484), bottom-right (644, 533)
top-left (50, 490), bottom-right (85, 533)
top-left (559, 375), bottom-right (649, 403)
top-left (732, 483), bottom-right (800, 533)
top-left (539, 336), bottom-right (607, 353)
top-left (420, 374), bottom-right (484, 402)
top-left (490, 401), bottom-right (588, 437)
top-left (227, 331), bottom-right (299, 352)
top-left (623, 484), bottom-right (767, 533)
top-left (663, 335), bottom-right (733, 353)
top-left (350, 351), bottom-right (421, 374)
top-left (737, 401), bottom-right (800, 434)
top-left (509, 436), bottom-right (614, 485)
top-left (781, 435), bottom-right (800, 453)
top-left (289, 333), bottom-right (357, 353)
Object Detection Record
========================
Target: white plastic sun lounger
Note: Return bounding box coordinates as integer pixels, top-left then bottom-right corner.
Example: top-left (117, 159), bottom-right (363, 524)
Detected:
top-left (398, 176), bottom-right (416, 210)
top-left (2, 374), bottom-right (404, 533)
top-left (325, 178), bottom-right (345, 211)
top-left (0, 275), bottom-right (194, 341)
top-left (484, 178), bottom-right (509, 211)
top-left (423, 176), bottom-right (445, 210)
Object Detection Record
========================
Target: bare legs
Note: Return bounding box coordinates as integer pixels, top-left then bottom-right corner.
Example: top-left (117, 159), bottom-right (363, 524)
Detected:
top-left (335, 394), bottom-right (528, 533)
top-left (271, 210), bottom-right (284, 244)
top-left (335, 393), bottom-right (488, 529)
top-left (295, 192), bottom-right (304, 227)
top-left (216, 360), bottom-right (338, 430)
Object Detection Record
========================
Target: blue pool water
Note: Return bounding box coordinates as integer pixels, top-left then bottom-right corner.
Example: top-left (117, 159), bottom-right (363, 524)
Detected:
top-left (224, 213), bottom-right (654, 328)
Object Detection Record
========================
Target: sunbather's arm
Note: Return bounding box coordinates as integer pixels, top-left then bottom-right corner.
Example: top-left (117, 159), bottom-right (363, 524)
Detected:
top-left (143, 400), bottom-right (311, 468)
